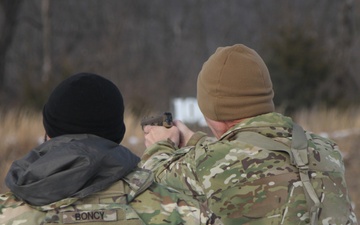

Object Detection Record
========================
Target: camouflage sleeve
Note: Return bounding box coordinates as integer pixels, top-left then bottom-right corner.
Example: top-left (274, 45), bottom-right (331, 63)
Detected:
top-left (140, 139), bottom-right (177, 171)
top-left (132, 183), bottom-right (223, 225)
top-left (140, 139), bottom-right (207, 201)
top-left (0, 192), bottom-right (45, 224)
top-left (140, 131), bottom-right (211, 171)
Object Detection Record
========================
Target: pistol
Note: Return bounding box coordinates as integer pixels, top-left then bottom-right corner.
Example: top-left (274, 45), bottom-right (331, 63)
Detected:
top-left (141, 112), bottom-right (173, 130)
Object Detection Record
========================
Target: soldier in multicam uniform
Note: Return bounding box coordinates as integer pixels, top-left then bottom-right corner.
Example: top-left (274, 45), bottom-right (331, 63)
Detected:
top-left (0, 73), bottom-right (221, 225)
top-left (141, 44), bottom-right (358, 224)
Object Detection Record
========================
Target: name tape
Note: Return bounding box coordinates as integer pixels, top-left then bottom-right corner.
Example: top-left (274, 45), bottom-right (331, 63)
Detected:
top-left (62, 209), bottom-right (117, 223)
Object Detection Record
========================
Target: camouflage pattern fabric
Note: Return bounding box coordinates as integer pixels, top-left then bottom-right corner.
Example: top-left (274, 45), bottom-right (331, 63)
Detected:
top-left (141, 112), bottom-right (358, 225)
top-left (0, 168), bottom-right (222, 225)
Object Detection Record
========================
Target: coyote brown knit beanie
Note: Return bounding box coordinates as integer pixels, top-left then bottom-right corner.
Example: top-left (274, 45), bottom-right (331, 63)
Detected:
top-left (43, 73), bottom-right (126, 143)
top-left (197, 44), bottom-right (275, 121)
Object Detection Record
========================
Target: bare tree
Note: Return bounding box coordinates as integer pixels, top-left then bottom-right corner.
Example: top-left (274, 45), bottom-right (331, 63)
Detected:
top-left (41, 0), bottom-right (51, 84)
top-left (0, 0), bottom-right (23, 94)
top-left (2, 0), bottom-right (359, 110)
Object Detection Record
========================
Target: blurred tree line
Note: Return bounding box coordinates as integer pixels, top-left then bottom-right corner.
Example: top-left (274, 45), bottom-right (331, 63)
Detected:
top-left (0, 0), bottom-right (359, 117)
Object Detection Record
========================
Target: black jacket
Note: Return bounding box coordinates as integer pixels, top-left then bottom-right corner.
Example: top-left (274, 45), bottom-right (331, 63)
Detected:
top-left (5, 134), bottom-right (140, 206)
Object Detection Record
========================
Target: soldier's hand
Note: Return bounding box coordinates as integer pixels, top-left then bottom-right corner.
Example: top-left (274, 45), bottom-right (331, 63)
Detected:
top-left (143, 125), bottom-right (180, 148)
top-left (173, 120), bottom-right (194, 147)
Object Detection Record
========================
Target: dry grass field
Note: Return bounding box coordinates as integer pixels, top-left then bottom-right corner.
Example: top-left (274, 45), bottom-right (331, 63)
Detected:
top-left (1, 107), bottom-right (359, 218)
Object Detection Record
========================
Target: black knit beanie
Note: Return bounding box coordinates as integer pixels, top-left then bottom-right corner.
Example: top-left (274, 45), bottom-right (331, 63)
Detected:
top-left (43, 73), bottom-right (126, 144)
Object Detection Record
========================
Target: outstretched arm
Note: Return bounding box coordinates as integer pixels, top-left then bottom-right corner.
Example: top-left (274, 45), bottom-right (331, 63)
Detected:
top-left (140, 122), bottom-right (208, 200)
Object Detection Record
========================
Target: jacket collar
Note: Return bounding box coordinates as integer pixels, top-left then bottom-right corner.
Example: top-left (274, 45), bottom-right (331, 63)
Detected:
top-left (5, 134), bottom-right (140, 206)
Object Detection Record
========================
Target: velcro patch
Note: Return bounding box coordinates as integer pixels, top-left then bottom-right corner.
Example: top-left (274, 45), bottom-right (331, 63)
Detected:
top-left (62, 209), bottom-right (117, 223)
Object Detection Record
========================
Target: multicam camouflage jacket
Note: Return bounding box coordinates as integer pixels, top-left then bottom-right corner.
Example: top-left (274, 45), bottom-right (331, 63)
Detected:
top-left (0, 168), bottom-right (221, 225)
top-left (141, 112), bottom-right (358, 225)
top-left (0, 134), bottom-right (222, 225)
